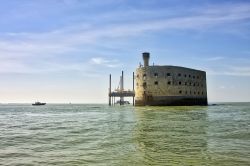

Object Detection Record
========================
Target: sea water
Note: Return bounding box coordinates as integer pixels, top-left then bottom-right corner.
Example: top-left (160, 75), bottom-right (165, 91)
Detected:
top-left (0, 103), bottom-right (249, 166)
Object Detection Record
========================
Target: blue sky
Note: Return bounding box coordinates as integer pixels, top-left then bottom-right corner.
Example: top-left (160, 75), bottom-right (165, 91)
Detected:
top-left (0, 0), bottom-right (250, 103)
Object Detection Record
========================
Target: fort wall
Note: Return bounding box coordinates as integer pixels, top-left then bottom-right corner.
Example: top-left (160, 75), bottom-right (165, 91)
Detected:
top-left (135, 65), bottom-right (208, 106)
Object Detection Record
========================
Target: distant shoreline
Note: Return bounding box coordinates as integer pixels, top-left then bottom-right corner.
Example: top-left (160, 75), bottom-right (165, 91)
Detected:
top-left (0, 102), bottom-right (250, 105)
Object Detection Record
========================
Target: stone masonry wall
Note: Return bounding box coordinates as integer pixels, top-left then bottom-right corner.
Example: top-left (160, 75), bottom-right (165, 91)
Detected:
top-left (135, 66), bottom-right (207, 106)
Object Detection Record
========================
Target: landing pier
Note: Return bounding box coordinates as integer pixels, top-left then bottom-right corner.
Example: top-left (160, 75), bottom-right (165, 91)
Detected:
top-left (108, 71), bottom-right (135, 106)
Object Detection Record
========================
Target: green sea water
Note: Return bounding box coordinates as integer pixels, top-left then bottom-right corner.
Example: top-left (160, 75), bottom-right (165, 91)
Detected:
top-left (0, 103), bottom-right (249, 166)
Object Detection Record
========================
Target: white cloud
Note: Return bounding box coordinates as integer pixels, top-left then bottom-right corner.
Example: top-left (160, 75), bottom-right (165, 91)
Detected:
top-left (226, 66), bottom-right (250, 76)
top-left (90, 57), bottom-right (108, 65)
top-left (0, 2), bottom-right (250, 74)
top-left (206, 65), bottom-right (250, 76)
top-left (90, 57), bottom-right (121, 68)
top-left (219, 86), bottom-right (226, 89)
top-left (2, 3), bottom-right (250, 48)
top-left (205, 56), bottom-right (225, 61)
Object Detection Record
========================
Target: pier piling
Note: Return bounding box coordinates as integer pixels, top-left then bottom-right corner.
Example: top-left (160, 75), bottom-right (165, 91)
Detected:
top-left (109, 74), bottom-right (111, 106)
top-left (133, 72), bottom-right (135, 106)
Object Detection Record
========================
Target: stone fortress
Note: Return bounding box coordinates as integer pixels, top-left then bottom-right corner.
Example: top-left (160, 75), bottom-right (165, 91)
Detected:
top-left (135, 52), bottom-right (208, 106)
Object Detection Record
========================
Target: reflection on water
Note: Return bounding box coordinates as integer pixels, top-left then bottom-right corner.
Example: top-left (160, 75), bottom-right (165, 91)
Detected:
top-left (131, 106), bottom-right (208, 165)
top-left (0, 104), bottom-right (249, 165)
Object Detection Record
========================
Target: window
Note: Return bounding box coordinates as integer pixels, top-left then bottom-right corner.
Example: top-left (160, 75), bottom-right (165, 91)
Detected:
top-left (154, 81), bottom-right (158, 85)
top-left (179, 90), bottom-right (182, 94)
top-left (184, 74), bottom-right (187, 77)
top-left (202, 92), bottom-right (204, 95)
top-left (143, 82), bottom-right (147, 88)
top-left (178, 73), bottom-right (181, 77)
top-left (137, 74), bottom-right (139, 78)
top-left (193, 76), bottom-right (195, 79)
top-left (198, 92), bottom-right (200, 95)
top-left (167, 81), bottom-right (171, 85)
top-left (154, 73), bottom-right (158, 78)
top-left (143, 74), bottom-right (146, 80)
top-left (190, 91), bottom-right (192, 94)
top-left (197, 83), bottom-right (199, 86)
top-left (185, 82), bottom-right (187, 85)
top-left (189, 82), bottom-right (192, 86)
top-left (166, 73), bottom-right (171, 76)
top-left (185, 91), bottom-right (187, 94)
top-left (193, 83), bottom-right (195, 86)
top-left (179, 81), bottom-right (182, 85)
top-left (194, 91), bottom-right (196, 95)
top-left (197, 76), bottom-right (199, 79)
top-left (189, 74), bottom-right (191, 78)
top-left (136, 83), bottom-right (139, 86)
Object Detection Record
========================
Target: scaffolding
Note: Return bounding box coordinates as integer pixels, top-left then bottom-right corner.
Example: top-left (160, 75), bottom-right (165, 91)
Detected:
top-left (108, 71), bottom-right (135, 106)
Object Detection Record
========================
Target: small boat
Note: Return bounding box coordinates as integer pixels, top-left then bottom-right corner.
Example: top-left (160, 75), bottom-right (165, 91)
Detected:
top-left (32, 102), bottom-right (46, 106)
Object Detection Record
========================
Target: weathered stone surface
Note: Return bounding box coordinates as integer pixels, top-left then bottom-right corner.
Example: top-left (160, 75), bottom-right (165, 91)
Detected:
top-left (135, 65), bottom-right (208, 106)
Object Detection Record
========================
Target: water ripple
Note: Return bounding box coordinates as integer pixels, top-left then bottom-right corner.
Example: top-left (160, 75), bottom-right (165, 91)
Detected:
top-left (0, 104), bottom-right (249, 165)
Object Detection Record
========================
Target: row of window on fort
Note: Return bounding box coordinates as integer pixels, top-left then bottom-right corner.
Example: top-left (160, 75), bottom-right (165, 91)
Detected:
top-left (139, 82), bottom-right (205, 95)
top-left (179, 90), bottom-right (205, 95)
top-left (137, 81), bottom-right (204, 87)
top-left (155, 81), bottom-right (204, 87)
top-left (137, 72), bottom-right (204, 80)
top-left (163, 72), bottom-right (203, 79)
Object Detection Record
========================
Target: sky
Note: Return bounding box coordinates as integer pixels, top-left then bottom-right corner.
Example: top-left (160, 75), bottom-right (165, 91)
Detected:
top-left (0, 0), bottom-right (250, 103)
